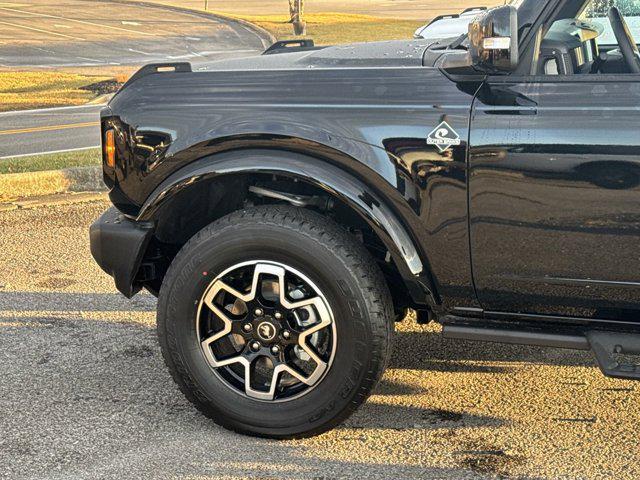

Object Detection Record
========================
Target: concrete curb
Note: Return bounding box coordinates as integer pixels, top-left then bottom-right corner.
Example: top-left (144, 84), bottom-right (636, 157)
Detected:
top-left (0, 192), bottom-right (108, 212)
top-left (103, 0), bottom-right (276, 48)
top-left (0, 166), bottom-right (106, 202)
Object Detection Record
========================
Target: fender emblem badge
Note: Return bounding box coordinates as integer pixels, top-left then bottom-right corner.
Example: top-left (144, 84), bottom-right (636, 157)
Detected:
top-left (427, 121), bottom-right (461, 152)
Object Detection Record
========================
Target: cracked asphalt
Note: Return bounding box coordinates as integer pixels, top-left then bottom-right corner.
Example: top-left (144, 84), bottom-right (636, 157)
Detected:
top-left (1, 199), bottom-right (639, 479)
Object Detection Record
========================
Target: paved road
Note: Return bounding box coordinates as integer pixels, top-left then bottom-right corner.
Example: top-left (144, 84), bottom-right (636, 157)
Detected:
top-left (1, 199), bottom-right (639, 479)
top-left (0, 104), bottom-right (102, 159)
top-left (0, 0), bottom-right (266, 68)
top-left (0, 0), bottom-right (268, 159)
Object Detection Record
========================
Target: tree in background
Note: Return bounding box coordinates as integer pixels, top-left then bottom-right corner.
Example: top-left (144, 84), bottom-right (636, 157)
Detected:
top-left (587, 0), bottom-right (640, 15)
top-left (289, 0), bottom-right (304, 21)
top-left (289, 0), bottom-right (306, 34)
top-left (616, 0), bottom-right (640, 14)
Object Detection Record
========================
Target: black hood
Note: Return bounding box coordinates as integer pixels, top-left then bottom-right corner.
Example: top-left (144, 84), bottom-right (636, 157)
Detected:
top-left (198, 39), bottom-right (434, 71)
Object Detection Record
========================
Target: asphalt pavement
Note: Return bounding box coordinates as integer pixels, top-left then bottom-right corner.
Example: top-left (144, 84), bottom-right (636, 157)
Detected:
top-left (0, 0), bottom-right (269, 159)
top-left (0, 104), bottom-right (102, 159)
top-left (0, 0), bottom-right (267, 68)
top-left (1, 198), bottom-right (639, 480)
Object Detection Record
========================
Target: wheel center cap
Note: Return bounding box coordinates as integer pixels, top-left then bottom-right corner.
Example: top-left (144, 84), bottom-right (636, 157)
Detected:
top-left (256, 321), bottom-right (277, 342)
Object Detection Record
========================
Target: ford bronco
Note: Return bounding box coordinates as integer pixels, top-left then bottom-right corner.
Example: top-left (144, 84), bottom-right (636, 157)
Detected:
top-left (90, 0), bottom-right (640, 438)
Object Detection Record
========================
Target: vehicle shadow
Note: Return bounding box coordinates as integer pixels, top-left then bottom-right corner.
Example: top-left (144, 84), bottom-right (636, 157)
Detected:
top-left (1, 289), bottom-right (589, 479)
top-left (344, 399), bottom-right (504, 431)
top-left (390, 327), bottom-right (596, 372)
top-left (0, 290), bottom-right (595, 371)
top-left (0, 305), bottom-right (526, 480)
top-left (0, 290), bottom-right (157, 313)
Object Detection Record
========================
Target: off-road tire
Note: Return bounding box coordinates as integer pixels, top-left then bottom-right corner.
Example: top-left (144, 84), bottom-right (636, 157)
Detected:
top-left (157, 205), bottom-right (394, 438)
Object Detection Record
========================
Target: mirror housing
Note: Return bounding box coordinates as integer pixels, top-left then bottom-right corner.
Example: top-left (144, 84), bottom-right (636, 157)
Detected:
top-left (468, 5), bottom-right (518, 73)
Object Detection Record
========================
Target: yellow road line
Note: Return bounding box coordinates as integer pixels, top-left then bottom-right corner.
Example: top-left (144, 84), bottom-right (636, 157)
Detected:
top-left (0, 121), bottom-right (99, 136)
top-left (0, 20), bottom-right (86, 40)
top-left (0, 6), bottom-right (159, 37)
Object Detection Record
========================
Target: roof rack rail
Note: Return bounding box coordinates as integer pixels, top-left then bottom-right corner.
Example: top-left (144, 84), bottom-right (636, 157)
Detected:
top-left (425, 6), bottom-right (487, 28)
top-left (122, 62), bottom-right (192, 89)
top-left (263, 39), bottom-right (316, 55)
top-left (426, 13), bottom-right (460, 27)
top-left (461, 6), bottom-right (488, 14)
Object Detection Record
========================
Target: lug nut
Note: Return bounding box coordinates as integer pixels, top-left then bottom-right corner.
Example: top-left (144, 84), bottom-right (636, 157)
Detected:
top-left (243, 323), bottom-right (252, 332)
top-left (271, 345), bottom-right (280, 355)
top-left (282, 330), bottom-right (291, 339)
top-left (274, 311), bottom-right (283, 320)
top-left (254, 308), bottom-right (263, 316)
top-left (250, 341), bottom-right (261, 351)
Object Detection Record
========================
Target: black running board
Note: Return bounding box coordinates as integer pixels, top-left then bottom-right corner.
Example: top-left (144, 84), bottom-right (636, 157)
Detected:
top-left (443, 324), bottom-right (590, 350)
top-left (442, 320), bottom-right (640, 381)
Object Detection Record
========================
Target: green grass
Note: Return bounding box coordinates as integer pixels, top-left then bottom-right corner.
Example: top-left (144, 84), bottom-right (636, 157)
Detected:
top-left (0, 148), bottom-right (101, 174)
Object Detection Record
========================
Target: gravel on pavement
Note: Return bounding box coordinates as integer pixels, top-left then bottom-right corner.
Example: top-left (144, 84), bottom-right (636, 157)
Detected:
top-left (0, 200), bottom-right (638, 479)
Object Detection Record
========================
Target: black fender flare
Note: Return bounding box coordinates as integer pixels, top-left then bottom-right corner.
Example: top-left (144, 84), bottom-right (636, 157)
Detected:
top-left (137, 149), bottom-right (436, 304)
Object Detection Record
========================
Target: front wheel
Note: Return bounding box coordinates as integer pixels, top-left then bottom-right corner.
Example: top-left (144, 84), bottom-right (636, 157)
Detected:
top-left (157, 206), bottom-right (394, 438)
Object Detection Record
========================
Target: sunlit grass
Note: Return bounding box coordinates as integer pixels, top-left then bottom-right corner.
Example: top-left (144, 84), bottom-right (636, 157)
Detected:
top-left (216, 12), bottom-right (421, 45)
top-left (0, 11), bottom-right (419, 112)
top-left (0, 72), bottom-right (109, 112)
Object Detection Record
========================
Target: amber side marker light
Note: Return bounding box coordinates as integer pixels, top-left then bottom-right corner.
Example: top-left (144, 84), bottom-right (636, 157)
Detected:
top-left (104, 129), bottom-right (116, 168)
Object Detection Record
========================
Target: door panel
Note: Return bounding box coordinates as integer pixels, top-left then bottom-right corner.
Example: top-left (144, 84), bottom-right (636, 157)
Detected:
top-left (469, 77), bottom-right (640, 320)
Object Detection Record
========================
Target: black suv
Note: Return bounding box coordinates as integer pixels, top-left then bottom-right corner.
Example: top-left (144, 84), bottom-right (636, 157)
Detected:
top-left (90, 0), bottom-right (640, 438)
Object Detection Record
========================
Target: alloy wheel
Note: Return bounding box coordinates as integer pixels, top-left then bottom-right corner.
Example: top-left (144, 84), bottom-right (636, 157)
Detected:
top-left (196, 261), bottom-right (336, 402)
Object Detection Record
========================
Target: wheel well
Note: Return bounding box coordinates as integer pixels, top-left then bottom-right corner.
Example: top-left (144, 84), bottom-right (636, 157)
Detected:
top-left (139, 172), bottom-right (420, 315)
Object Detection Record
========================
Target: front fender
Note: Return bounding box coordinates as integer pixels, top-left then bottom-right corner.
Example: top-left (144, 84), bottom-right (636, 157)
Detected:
top-left (137, 149), bottom-right (435, 302)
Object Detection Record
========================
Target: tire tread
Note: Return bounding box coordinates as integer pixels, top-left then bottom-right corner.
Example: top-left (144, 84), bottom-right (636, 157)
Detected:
top-left (157, 205), bottom-right (393, 438)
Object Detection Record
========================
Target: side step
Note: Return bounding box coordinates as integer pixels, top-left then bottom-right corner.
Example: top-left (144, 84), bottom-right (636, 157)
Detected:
top-left (442, 324), bottom-right (590, 350)
top-left (442, 320), bottom-right (640, 381)
top-left (587, 332), bottom-right (640, 380)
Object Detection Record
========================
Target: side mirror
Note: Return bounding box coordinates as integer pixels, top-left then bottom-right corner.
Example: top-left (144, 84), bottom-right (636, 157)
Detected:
top-left (468, 5), bottom-right (518, 73)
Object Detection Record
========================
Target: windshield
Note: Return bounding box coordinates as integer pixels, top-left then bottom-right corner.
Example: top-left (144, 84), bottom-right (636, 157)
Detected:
top-left (508, 0), bottom-right (527, 9)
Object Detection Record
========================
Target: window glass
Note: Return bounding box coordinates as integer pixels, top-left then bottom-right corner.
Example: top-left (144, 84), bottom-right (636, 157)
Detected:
top-left (507, 0), bottom-right (527, 9)
top-left (582, 0), bottom-right (640, 44)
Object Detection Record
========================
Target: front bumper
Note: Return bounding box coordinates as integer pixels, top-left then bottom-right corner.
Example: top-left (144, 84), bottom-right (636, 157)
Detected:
top-left (89, 207), bottom-right (155, 298)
